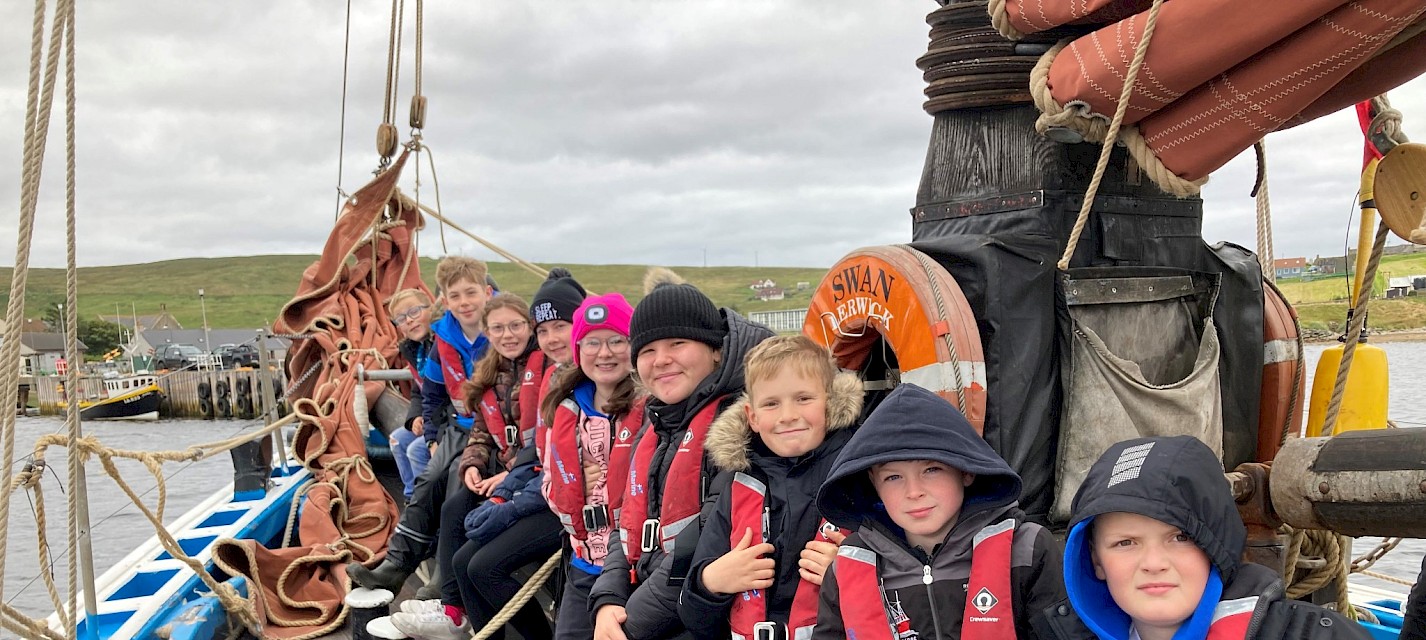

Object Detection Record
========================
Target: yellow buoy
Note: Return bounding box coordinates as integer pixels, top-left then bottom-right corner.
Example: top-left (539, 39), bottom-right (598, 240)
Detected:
top-left (1305, 340), bottom-right (1390, 436)
top-left (1305, 158), bottom-right (1391, 437)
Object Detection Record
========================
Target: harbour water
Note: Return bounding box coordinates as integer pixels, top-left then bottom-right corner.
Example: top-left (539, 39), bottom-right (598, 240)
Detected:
top-left (0, 342), bottom-right (1420, 631)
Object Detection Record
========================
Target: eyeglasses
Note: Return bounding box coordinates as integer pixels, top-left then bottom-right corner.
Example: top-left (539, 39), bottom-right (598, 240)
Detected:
top-left (486, 320), bottom-right (529, 337)
top-left (390, 304), bottom-right (430, 325)
top-left (579, 336), bottom-right (630, 355)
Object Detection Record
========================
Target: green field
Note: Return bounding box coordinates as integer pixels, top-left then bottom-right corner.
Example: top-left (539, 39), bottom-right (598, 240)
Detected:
top-left (8, 250), bottom-right (1426, 334)
top-left (0, 257), bottom-right (830, 330)
top-left (1276, 253), bottom-right (1426, 332)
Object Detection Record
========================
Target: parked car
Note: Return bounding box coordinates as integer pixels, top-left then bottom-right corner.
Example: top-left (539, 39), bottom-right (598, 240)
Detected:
top-left (153, 344), bottom-right (205, 370)
top-left (214, 343), bottom-right (260, 369)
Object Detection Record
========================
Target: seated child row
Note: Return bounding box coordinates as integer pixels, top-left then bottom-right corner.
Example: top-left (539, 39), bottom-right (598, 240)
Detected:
top-left (355, 258), bottom-right (1367, 640)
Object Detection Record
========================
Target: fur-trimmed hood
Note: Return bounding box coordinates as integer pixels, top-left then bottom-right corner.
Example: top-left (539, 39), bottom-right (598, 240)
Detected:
top-left (705, 371), bottom-right (863, 472)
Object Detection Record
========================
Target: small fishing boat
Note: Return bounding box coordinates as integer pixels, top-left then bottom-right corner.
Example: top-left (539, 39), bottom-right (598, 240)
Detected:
top-left (72, 374), bottom-right (164, 421)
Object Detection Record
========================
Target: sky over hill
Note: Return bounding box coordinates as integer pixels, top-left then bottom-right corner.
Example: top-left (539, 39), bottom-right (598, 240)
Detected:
top-left (2, 2), bottom-right (1424, 272)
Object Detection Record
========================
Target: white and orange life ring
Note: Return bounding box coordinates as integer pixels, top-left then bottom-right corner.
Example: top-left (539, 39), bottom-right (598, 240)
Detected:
top-left (1258, 280), bottom-right (1304, 462)
top-left (803, 245), bottom-right (987, 434)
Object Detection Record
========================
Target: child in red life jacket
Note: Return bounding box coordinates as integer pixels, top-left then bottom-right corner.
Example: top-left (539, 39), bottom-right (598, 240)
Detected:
top-left (392, 293), bottom-right (555, 640)
top-left (813, 383), bottom-right (1064, 640)
top-left (539, 293), bottom-right (644, 640)
top-left (348, 256), bottom-right (492, 596)
top-left (1036, 436), bottom-right (1369, 640)
top-left (590, 268), bottom-right (776, 640)
top-left (678, 335), bottom-right (864, 640)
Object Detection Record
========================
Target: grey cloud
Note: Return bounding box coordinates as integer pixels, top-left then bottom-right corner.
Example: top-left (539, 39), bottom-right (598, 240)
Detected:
top-left (2, 1), bottom-right (1424, 272)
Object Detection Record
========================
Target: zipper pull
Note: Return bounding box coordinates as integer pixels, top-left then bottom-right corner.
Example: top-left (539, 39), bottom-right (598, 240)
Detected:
top-left (922, 565), bottom-right (933, 585)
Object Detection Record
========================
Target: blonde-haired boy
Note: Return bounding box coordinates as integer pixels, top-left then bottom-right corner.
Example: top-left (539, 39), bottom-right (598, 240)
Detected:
top-left (679, 335), bottom-right (864, 640)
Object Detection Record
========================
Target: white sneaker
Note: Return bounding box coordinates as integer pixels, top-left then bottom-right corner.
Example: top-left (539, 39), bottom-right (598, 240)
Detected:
top-left (398, 598), bottom-right (444, 615)
top-left (390, 609), bottom-right (471, 640)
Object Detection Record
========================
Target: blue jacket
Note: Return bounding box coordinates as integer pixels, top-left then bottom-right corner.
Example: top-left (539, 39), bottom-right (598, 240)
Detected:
top-left (420, 310), bottom-right (489, 442)
top-left (1036, 436), bottom-right (1368, 640)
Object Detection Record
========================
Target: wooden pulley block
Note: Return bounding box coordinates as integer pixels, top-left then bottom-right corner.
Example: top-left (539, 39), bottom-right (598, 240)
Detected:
top-left (409, 95), bottom-right (427, 130)
top-left (1374, 142), bottom-right (1426, 244)
top-left (376, 123), bottom-right (399, 159)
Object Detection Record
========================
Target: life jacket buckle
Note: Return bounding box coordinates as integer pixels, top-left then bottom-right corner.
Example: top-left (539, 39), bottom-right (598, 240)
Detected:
top-left (504, 424), bottom-right (521, 448)
top-left (640, 518), bottom-right (660, 553)
top-left (582, 504), bottom-right (610, 531)
top-left (753, 621), bottom-right (782, 640)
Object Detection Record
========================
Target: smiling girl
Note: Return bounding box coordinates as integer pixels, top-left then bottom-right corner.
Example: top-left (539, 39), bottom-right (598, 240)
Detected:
top-left (539, 293), bottom-right (644, 640)
top-left (590, 269), bottom-right (775, 640)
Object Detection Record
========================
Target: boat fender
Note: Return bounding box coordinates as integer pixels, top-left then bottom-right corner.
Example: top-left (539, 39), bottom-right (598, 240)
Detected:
top-left (197, 381), bottom-right (211, 399)
top-left (803, 245), bottom-right (987, 432)
top-left (1258, 281), bottom-right (1305, 462)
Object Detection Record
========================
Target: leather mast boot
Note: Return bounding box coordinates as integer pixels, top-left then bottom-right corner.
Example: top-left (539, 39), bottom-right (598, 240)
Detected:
top-left (346, 558), bottom-right (413, 592)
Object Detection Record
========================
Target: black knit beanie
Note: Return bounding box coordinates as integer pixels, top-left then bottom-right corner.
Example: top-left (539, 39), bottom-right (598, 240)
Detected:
top-left (531, 268), bottom-right (587, 327)
top-left (629, 282), bottom-right (727, 356)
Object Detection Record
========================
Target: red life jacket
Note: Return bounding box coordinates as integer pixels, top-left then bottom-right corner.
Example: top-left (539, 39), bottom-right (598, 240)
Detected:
top-left (477, 350), bottom-right (546, 460)
top-left (618, 397), bottom-right (725, 573)
top-left (434, 334), bottom-right (475, 417)
top-left (835, 519), bottom-right (1017, 640)
top-left (727, 472), bottom-right (850, 640)
top-left (533, 365), bottom-right (561, 462)
top-left (1204, 596), bottom-right (1259, 640)
top-left (546, 395), bottom-right (645, 563)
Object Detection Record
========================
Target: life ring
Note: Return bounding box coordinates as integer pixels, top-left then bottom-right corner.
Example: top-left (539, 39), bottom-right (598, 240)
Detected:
top-left (803, 245), bottom-right (987, 433)
top-left (1258, 280), bottom-right (1305, 462)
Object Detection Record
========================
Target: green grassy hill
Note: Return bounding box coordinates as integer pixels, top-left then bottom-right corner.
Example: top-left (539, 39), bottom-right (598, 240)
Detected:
top-left (9, 250), bottom-right (1426, 334)
top-left (1276, 253), bottom-right (1426, 332)
top-left (0, 257), bottom-right (830, 329)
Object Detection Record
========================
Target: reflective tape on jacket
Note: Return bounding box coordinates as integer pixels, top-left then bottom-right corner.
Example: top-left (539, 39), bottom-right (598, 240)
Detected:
top-left (546, 395), bottom-right (644, 564)
top-left (835, 519), bottom-right (1017, 640)
top-left (478, 349), bottom-right (545, 460)
top-left (434, 334), bottom-right (473, 417)
top-left (727, 472), bottom-right (848, 640)
top-left (1205, 596), bottom-right (1260, 640)
top-left (618, 398), bottom-right (724, 570)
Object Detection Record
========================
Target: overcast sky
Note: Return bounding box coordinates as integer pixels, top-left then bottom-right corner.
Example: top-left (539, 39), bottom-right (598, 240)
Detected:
top-left (2, 1), bottom-right (1424, 271)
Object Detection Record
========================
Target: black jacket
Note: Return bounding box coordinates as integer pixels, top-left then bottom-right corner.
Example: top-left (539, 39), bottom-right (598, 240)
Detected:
top-left (678, 372), bottom-right (863, 640)
top-left (398, 336), bottom-right (435, 430)
top-left (1405, 553), bottom-right (1426, 640)
top-left (589, 310), bottom-right (776, 640)
top-left (812, 383), bottom-right (1064, 640)
top-left (1034, 435), bottom-right (1369, 640)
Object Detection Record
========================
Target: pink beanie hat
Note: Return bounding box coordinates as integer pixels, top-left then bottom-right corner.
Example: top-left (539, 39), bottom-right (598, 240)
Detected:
top-left (571, 293), bottom-right (635, 365)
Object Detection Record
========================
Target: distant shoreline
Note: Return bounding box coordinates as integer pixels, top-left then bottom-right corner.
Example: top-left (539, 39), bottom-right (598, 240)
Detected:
top-left (1304, 329), bottom-right (1426, 344)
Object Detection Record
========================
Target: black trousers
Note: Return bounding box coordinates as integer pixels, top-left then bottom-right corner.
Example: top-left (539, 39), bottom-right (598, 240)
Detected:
top-left (556, 561), bottom-right (599, 640)
top-left (453, 509), bottom-right (562, 640)
top-left (437, 481), bottom-right (484, 603)
top-left (386, 426), bottom-right (468, 569)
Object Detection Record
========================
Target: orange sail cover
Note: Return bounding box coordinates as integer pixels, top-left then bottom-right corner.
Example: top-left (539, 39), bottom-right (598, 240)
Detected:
top-left (213, 151), bottom-right (427, 639)
top-left (999, 0), bottom-right (1426, 192)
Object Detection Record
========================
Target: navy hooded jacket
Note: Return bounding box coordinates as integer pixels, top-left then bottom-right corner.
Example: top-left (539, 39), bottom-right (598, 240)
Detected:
top-left (1035, 435), bottom-right (1370, 640)
top-left (812, 383), bottom-right (1064, 640)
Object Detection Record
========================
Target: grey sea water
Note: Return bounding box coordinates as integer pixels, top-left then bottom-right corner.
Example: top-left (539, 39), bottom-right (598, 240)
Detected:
top-left (0, 342), bottom-right (1421, 631)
